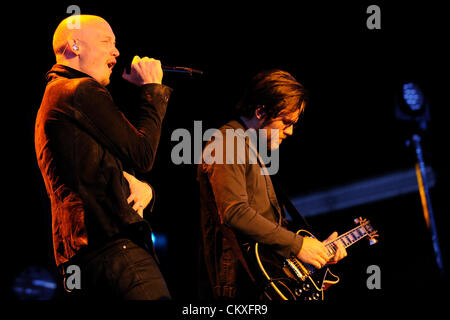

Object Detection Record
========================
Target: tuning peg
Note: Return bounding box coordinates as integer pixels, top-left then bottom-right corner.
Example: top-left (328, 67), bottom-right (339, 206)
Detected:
top-left (354, 217), bottom-right (366, 224)
top-left (368, 234), bottom-right (379, 245)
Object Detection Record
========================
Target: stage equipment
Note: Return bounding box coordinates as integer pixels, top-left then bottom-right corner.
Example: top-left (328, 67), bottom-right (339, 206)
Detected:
top-left (292, 166), bottom-right (436, 216)
top-left (397, 82), bottom-right (445, 278)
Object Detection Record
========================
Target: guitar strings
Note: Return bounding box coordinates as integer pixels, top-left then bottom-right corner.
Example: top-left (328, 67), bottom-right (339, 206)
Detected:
top-left (325, 224), bottom-right (369, 256)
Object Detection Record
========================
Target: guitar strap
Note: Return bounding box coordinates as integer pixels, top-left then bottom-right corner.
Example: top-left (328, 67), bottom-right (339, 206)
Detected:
top-left (270, 176), bottom-right (315, 233)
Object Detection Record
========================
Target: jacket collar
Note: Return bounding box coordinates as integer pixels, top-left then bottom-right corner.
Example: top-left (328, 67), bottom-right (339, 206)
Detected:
top-left (46, 64), bottom-right (93, 82)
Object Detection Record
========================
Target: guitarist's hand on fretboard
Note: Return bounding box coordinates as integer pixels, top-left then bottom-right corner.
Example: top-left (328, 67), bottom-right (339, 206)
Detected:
top-left (322, 232), bottom-right (347, 265)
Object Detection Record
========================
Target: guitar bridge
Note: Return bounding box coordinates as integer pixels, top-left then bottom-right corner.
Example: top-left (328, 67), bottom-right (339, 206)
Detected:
top-left (284, 258), bottom-right (310, 281)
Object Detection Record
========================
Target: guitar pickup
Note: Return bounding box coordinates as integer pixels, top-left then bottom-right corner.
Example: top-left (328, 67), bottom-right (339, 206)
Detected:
top-left (283, 258), bottom-right (310, 281)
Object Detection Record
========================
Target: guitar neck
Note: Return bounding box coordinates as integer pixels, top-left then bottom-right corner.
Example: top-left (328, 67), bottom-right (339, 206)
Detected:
top-left (325, 224), bottom-right (370, 256)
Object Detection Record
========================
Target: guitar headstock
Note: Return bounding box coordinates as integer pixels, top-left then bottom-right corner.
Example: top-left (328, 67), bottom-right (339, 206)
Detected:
top-left (354, 217), bottom-right (379, 245)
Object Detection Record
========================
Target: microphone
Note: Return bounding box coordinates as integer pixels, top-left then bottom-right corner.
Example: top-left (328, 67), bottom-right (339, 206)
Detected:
top-left (162, 65), bottom-right (203, 76)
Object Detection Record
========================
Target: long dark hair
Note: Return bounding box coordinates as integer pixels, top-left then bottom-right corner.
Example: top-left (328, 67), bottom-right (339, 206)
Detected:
top-left (235, 69), bottom-right (307, 121)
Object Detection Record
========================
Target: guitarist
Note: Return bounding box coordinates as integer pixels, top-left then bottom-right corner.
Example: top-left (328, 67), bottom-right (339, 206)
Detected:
top-left (197, 69), bottom-right (347, 300)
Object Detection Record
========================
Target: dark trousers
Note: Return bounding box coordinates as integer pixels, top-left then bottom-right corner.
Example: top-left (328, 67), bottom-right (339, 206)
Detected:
top-left (58, 238), bottom-right (171, 300)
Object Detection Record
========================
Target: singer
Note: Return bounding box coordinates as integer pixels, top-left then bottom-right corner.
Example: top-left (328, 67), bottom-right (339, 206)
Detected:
top-left (35, 14), bottom-right (172, 299)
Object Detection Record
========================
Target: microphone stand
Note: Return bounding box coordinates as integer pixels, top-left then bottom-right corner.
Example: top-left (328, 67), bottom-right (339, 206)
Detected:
top-left (409, 133), bottom-right (445, 278)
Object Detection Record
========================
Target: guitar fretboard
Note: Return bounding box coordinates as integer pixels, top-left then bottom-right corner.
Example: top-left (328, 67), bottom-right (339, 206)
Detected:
top-left (325, 223), bottom-right (371, 257)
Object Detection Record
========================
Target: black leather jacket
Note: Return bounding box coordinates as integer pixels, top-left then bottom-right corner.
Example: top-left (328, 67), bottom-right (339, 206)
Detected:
top-left (35, 64), bottom-right (172, 266)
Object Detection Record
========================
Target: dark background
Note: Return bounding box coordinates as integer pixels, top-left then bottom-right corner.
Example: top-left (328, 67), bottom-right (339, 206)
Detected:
top-left (4, 0), bottom-right (449, 306)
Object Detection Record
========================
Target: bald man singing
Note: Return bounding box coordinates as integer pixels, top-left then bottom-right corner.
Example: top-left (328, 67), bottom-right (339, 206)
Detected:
top-left (35, 15), bottom-right (172, 299)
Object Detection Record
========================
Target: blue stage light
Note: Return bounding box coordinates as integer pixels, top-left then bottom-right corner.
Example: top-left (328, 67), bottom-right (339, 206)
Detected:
top-left (12, 265), bottom-right (57, 300)
top-left (403, 82), bottom-right (424, 111)
top-left (151, 232), bottom-right (168, 249)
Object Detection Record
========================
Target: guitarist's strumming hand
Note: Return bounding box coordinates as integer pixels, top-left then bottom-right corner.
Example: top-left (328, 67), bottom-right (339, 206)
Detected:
top-left (296, 232), bottom-right (347, 269)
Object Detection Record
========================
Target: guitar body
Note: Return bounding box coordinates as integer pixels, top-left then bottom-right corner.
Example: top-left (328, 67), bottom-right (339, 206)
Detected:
top-left (242, 218), bottom-right (377, 301)
top-left (246, 230), bottom-right (339, 301)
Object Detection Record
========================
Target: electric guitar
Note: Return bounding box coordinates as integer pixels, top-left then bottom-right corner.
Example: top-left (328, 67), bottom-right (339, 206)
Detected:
top-left (244, 217), bottom-right (378, 301)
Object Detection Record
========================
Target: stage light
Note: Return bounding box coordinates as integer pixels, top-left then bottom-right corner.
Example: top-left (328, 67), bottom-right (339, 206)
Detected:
top-left (151, 232), bottom-right (168, 249)
top-left (395, 82), bottom-right (430, 132)
top-left (403, 82), bottom-right (424, 111)
top-left (394, 81), bottom-right (445, 278)
top-left (12, 265), bottom-right (56, 300)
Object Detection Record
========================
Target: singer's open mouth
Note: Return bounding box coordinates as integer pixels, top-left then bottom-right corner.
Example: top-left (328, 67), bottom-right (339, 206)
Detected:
top-left (107, 61), bottom-right (116, 69)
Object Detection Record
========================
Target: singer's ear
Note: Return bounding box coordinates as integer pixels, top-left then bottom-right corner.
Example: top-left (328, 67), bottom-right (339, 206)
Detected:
top-left (68, 39), bottom-right (80, 56)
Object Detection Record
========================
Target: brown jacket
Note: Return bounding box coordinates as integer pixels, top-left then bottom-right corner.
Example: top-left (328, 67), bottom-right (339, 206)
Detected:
top-left (35, 65), bottom-right (172, 266)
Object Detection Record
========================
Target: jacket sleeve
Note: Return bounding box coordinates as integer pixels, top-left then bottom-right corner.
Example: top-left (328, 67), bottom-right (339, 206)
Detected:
top-left (72, 78), bottom-right (172, 172)
top-left (204, 160), bottom-right (303, 258)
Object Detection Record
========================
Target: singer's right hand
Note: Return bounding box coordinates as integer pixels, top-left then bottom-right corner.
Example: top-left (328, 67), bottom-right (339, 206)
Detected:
top-left (122, 56), bottom-right (163, 86)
